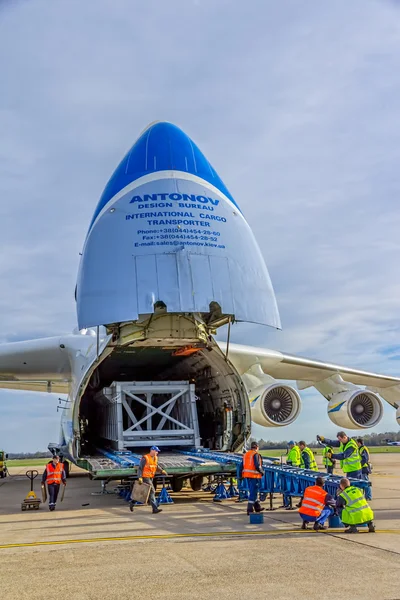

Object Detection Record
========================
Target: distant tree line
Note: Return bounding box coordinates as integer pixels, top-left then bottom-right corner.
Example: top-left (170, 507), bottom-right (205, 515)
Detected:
top-left (252, 431), bottom-right (400, 449)
top-left (7, 451), bottom-right (52, 459)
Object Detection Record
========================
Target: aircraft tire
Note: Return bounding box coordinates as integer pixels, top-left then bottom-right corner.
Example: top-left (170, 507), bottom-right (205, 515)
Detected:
top-left (63, 460), bottom-right (70, 478)
top-left (171, 478), bottom-right (184, 493)
top-left (190, 476), bottom-right (203, 492)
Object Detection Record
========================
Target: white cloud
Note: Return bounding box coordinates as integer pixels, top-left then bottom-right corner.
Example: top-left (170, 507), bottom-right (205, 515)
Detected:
top-left (0, 0), bottom-right (400, 449)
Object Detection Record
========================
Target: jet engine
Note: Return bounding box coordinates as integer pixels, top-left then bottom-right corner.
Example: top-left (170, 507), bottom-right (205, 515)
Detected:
top-left (327, 390), bottom-right (383, 429)
top-left (250, 384), bottom-right (302, 427)
top-left (396, 406), bottom-right (400, 426)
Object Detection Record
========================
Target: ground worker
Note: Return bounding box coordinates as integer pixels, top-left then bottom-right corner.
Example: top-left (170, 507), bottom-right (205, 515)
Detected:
top-left (134, 446), bottom-right (168, 514)
top-left (317, 432), bottom-right (362, 479)
top-left (322, 444), bottom-right (336, 474)
top-left (41, 455), bottom-right (66, 511)
top-left (241, 441), bottom-right (265, 515)
top-left (298, 476), bottom-right (336, 530)
top-left (284, 440), bottom-right (301, 508)
top-left (357, 438), bottom-right (372, 500)
top-left (286, 441), bottom-right (301, 466)
top-left (357, 438), bottom-right (371, 480)
top-left (299, 441), bottom-right (318, 471)
top-left (336, 477), bottom-right (375, 533)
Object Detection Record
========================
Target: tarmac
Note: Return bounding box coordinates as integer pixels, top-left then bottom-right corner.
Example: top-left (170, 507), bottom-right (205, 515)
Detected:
top-left (1, 454), bottom-right (400, 600)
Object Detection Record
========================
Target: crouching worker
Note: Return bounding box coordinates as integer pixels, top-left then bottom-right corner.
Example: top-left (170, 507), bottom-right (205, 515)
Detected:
top-left (299, 476), bottom-right (335, 530)
top-left (42, 455), bottom-right (66, 511)
top-left (337, 478), bottom-right (375, 533)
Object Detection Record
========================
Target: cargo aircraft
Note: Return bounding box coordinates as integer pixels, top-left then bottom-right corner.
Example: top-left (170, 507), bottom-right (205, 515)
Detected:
top-left (1, 122), bottom-right (399, 484)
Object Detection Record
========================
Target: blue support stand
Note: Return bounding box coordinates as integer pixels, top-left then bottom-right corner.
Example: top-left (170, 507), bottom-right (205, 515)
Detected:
top-left (227, 479), bottom-right (239, 498)
top-left (213, 481), bottom-right (229, 502)
top-left (157, 485), bottom-right (174, 505)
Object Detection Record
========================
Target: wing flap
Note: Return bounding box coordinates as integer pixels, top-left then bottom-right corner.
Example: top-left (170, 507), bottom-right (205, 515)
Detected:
top-left (0, 336), bottom-right (73, 393)
top-left (0, 380), bottom-right (69, 394)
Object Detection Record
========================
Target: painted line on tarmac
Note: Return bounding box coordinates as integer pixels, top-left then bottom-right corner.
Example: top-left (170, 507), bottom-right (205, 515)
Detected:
top-left (1, 528), bottom-right (400, 549)
top-left (0, 529), bottom-right (320, 549)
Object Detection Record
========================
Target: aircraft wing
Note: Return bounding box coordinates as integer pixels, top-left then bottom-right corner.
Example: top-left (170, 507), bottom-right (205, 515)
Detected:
top-left (220, 342), bottom-right (400, 406)
top-left (0, 336), bottom-right (72, 394)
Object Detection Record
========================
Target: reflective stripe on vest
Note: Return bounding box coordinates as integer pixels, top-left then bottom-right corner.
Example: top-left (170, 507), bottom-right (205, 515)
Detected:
top-left (339, 486), bottom-right (374, 525)
top-left (340, 439), bottom-right (362, 473)
top-left (359, 445), bottom-right (370, 468)
top-left (242, 450), bottom-right (263, 479)
top-left (287, 446), bottom-right (301, 466)
top-left (46, 463), bottom-right (64, 485)
top-left (300, 447), bottom-right (318, 471)
top-left (299, 485), bottom-right (327, 518)
top-left (142, 454), bottom-right (158, 478)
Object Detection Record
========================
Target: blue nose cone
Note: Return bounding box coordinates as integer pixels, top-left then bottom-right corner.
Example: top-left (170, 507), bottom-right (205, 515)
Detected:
top-left (89, 122), bottom-right (239, 231)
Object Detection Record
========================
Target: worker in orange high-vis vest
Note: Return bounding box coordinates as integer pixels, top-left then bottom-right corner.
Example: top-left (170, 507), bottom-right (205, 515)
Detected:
top-left (41, 455), bottom-right (66, 511)
top-left (298, 476), bottom-right (335, 530)
top-left (136, 446), bottom-right (168, 514)
top-left (241, 441), bottom-right (265, 515)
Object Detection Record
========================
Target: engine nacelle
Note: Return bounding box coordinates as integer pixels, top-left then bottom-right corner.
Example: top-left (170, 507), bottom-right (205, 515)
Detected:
top-left (250, 384), bottom-right (302, 427)
top-left (327, 390), bottom-right (383, 429)
top-left (396, 406), bottom-right (400, 426)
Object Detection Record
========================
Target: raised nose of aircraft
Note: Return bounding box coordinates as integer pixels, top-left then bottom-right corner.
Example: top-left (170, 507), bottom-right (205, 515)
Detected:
top-left (89, 121), bottom-right (239, 231)
top-left (78, 120), bottom-right (281, 331)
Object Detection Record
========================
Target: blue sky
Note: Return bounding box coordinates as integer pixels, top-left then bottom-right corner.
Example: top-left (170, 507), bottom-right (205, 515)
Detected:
top-left (0, 0), bottom-right (400, 451)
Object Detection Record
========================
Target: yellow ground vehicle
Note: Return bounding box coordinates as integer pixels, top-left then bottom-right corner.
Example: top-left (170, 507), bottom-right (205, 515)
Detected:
top-left (0, 450), bottom-right (8, 478)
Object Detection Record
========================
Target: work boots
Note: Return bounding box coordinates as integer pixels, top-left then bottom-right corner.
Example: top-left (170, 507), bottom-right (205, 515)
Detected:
top-left (152, 508), bottom-right (163, 514)
top-left (368, 522), bottom-right (376, 533)
top-left (344, 526), bottom-right (358, 533)
top-left (254, 501), bottom-right (265, 513)
top-left (313, 522), bottom-right (326, 531)
top-left (246, 502), bottom-right (254, 515)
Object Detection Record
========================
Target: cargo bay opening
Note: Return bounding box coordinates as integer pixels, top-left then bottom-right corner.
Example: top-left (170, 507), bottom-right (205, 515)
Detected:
top-left (77, 344), bottom-right (251, 458)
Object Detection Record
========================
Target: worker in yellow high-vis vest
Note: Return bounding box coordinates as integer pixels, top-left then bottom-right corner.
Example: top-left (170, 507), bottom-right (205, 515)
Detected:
top-left (286, 441), bottom-right (301, 466)
top-left (317, 432), bottom-right (362, 479)
top-left (322, 445), bottom-right (335, 474)
top-left (298, 441), bottom-right (318, 471)
top-left (336, 477), bottom-right (375, 533)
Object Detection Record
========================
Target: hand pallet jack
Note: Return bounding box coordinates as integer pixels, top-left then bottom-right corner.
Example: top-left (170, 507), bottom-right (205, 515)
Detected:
top-left (21, 470), bottom-right (41, 511)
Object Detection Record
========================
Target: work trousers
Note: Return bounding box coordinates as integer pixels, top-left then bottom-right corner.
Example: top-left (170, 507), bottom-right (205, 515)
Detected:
top-left (283, 493), bottom-right (291, 508)
top-left (246, 478), bottom-right (261, 504)
top-left (326, 466), bottom-right (334, 475)
top-left (48, 483), bottom-right (60, 506)
top-left (361, 473), bottom-right (372, 500)
top-left (143, 477), bottom-right (158, 511)
top-left (345, 470), bottom-right (362, 480)
top-left (301, 507), bottom-right (333, 526)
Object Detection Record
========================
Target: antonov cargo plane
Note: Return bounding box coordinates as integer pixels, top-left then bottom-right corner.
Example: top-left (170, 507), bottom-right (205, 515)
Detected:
top-left (1, 122), bottom-right (399, 481)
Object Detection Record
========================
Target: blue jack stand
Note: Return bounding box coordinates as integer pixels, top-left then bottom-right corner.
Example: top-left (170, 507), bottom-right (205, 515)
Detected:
top-left (202, 477), bottom-right (214, 492)
top-left (213, 481), bottom-right (229, 502)
top-left (227, 479), bottom-right (239, 498)
top-left (157, 486), bottom-right (174, 505)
